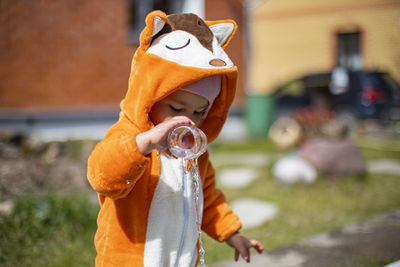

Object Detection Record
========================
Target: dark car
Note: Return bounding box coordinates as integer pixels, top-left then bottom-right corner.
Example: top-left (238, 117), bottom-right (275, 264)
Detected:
top-left (276, 70), bottom-right (400, 121)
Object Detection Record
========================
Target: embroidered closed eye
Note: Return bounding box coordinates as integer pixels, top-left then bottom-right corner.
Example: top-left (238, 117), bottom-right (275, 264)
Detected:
top-left (166, 39), bottom-right (191, 50)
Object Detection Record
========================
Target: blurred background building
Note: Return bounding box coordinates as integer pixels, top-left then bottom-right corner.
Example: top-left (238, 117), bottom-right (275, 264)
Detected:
top-left (249, 0), bottom-right (400, 94)
top-left (246, 0), bottom-right (400, 137)
top-left (0, 0), bottom-right (245, 140)
top-left (1, 0), bottom-right (399, 140)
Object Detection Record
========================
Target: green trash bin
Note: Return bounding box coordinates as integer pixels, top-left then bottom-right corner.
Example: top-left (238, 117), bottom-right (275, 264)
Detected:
top-left (245, 93), bottom-right (276, 138)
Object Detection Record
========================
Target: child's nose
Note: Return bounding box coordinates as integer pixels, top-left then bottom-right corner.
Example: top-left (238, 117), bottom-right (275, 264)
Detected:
top-left (186, 114), bottom-right (201, 125)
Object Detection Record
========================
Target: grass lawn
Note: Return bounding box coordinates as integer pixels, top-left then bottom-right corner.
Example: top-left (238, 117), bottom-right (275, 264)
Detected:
top-left (0, 192), bottom-right (98, 267)
top-left (1, 139), bottom-right (399, 266)
top-left (203, 139), bottom-right (400, 265)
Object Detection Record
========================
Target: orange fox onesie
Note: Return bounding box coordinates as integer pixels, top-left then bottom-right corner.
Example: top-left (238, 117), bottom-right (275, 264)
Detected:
top-left (87, 10), bottom-right (242, 267)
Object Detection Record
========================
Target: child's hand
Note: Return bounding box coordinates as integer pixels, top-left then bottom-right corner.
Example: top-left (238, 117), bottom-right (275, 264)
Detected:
top-left (225, 232), bottom-right (264, 263)
top-left (136, 116), bottom-right (194, 156)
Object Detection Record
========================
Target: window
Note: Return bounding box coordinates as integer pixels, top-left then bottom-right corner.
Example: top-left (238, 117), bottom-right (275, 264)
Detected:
top-left (336, 32), bottom-right (363, 70)
top-left (129, 0), bottom-right (184, 43)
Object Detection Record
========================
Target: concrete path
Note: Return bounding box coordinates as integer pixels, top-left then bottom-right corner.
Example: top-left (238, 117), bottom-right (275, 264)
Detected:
top-left (215, 209), bottom-right (400, 267)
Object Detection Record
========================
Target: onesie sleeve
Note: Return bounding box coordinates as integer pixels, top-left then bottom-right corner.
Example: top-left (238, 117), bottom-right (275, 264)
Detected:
top-left (200, 154), bottom-right (242, 242)
top-left (87, 115), bottom-right (151, 200)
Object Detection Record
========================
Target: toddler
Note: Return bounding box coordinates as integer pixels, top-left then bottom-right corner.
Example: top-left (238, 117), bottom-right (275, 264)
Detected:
top-left (88, 10), bottom-right (263, 267)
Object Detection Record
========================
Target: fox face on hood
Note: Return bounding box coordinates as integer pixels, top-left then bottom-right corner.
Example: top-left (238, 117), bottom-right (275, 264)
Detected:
top-left (147, 13), bottom-right (234, 69)
top-left (121, 10), bottom-right (238, 143)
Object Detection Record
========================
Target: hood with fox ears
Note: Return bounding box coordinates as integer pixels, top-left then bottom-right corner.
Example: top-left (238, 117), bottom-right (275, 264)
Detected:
top-left (121, 10), bottom-right (238, 143)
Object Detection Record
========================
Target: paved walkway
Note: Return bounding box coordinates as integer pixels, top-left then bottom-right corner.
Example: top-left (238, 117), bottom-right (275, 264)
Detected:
top-left (216, 209), bottom-right (400, 267)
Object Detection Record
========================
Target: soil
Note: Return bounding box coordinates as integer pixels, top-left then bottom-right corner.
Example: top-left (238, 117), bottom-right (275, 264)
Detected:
top-left (0, 132), bottom-right (98, 201)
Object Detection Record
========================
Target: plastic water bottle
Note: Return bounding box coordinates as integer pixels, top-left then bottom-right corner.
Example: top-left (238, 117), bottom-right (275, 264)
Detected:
top-left (168, 125), bottom-right (207, 159)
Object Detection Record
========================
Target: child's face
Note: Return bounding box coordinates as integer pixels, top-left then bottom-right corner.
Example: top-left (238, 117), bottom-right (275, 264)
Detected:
top-left (149, 90), bottom-right (209, 126)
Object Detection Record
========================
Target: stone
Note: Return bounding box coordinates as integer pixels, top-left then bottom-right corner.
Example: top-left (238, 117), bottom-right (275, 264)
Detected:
top-left (0, 199), bottom-right (14, 215)
top-left (229, 198), bottom-right (278, 228)
top-left (298, 138), bottom-right (367, 177)
top-left (385, 260), bottom-right (400, 267)
top-left (272, 155), bottom-right (317, 184)
top-left (368, 160), bottom-right (400, 176)
top-left (218, 168), bottom-right (258, 188)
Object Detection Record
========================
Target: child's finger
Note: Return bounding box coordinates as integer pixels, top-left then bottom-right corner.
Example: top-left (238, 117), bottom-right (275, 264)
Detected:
top-left (238, 248), bottom-right (250, 263)
top-left (243, 252), bottom-right (250, 263)
top-left (251, 240), bottom-right (264, 253)
top-left (234, 249), bottom-right (239, 262)
top-left (169, 116), bottom-right (194, 126)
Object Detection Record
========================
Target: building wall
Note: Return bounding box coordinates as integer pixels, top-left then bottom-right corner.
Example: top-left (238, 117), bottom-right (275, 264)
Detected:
top-left (249, 0), bottom-right (400, 94)
top-left (0, 0), bottom-right (246, 113)
top-left (0, 0), bottom-right (135, 113)
top-left (206, 0), bottom-right (246, 107)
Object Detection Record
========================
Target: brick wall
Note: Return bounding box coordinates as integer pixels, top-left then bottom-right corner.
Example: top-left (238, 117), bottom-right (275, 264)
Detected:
top-left (0, 0), bottom-right (247, 113)
top-left (0, 0), bottom-right (136, 112)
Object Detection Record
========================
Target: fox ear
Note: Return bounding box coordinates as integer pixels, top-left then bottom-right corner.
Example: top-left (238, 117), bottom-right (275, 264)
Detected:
top-left (207, 20), bottom-right (237, 49)
top-left (139, 10), bottom-right (168, 52)
top-left (152, 16), bottom-right (166, 37)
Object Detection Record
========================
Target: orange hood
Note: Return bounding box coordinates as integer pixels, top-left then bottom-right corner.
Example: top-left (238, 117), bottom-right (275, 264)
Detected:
top-left (120, 10), bottom-right (238, 143)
